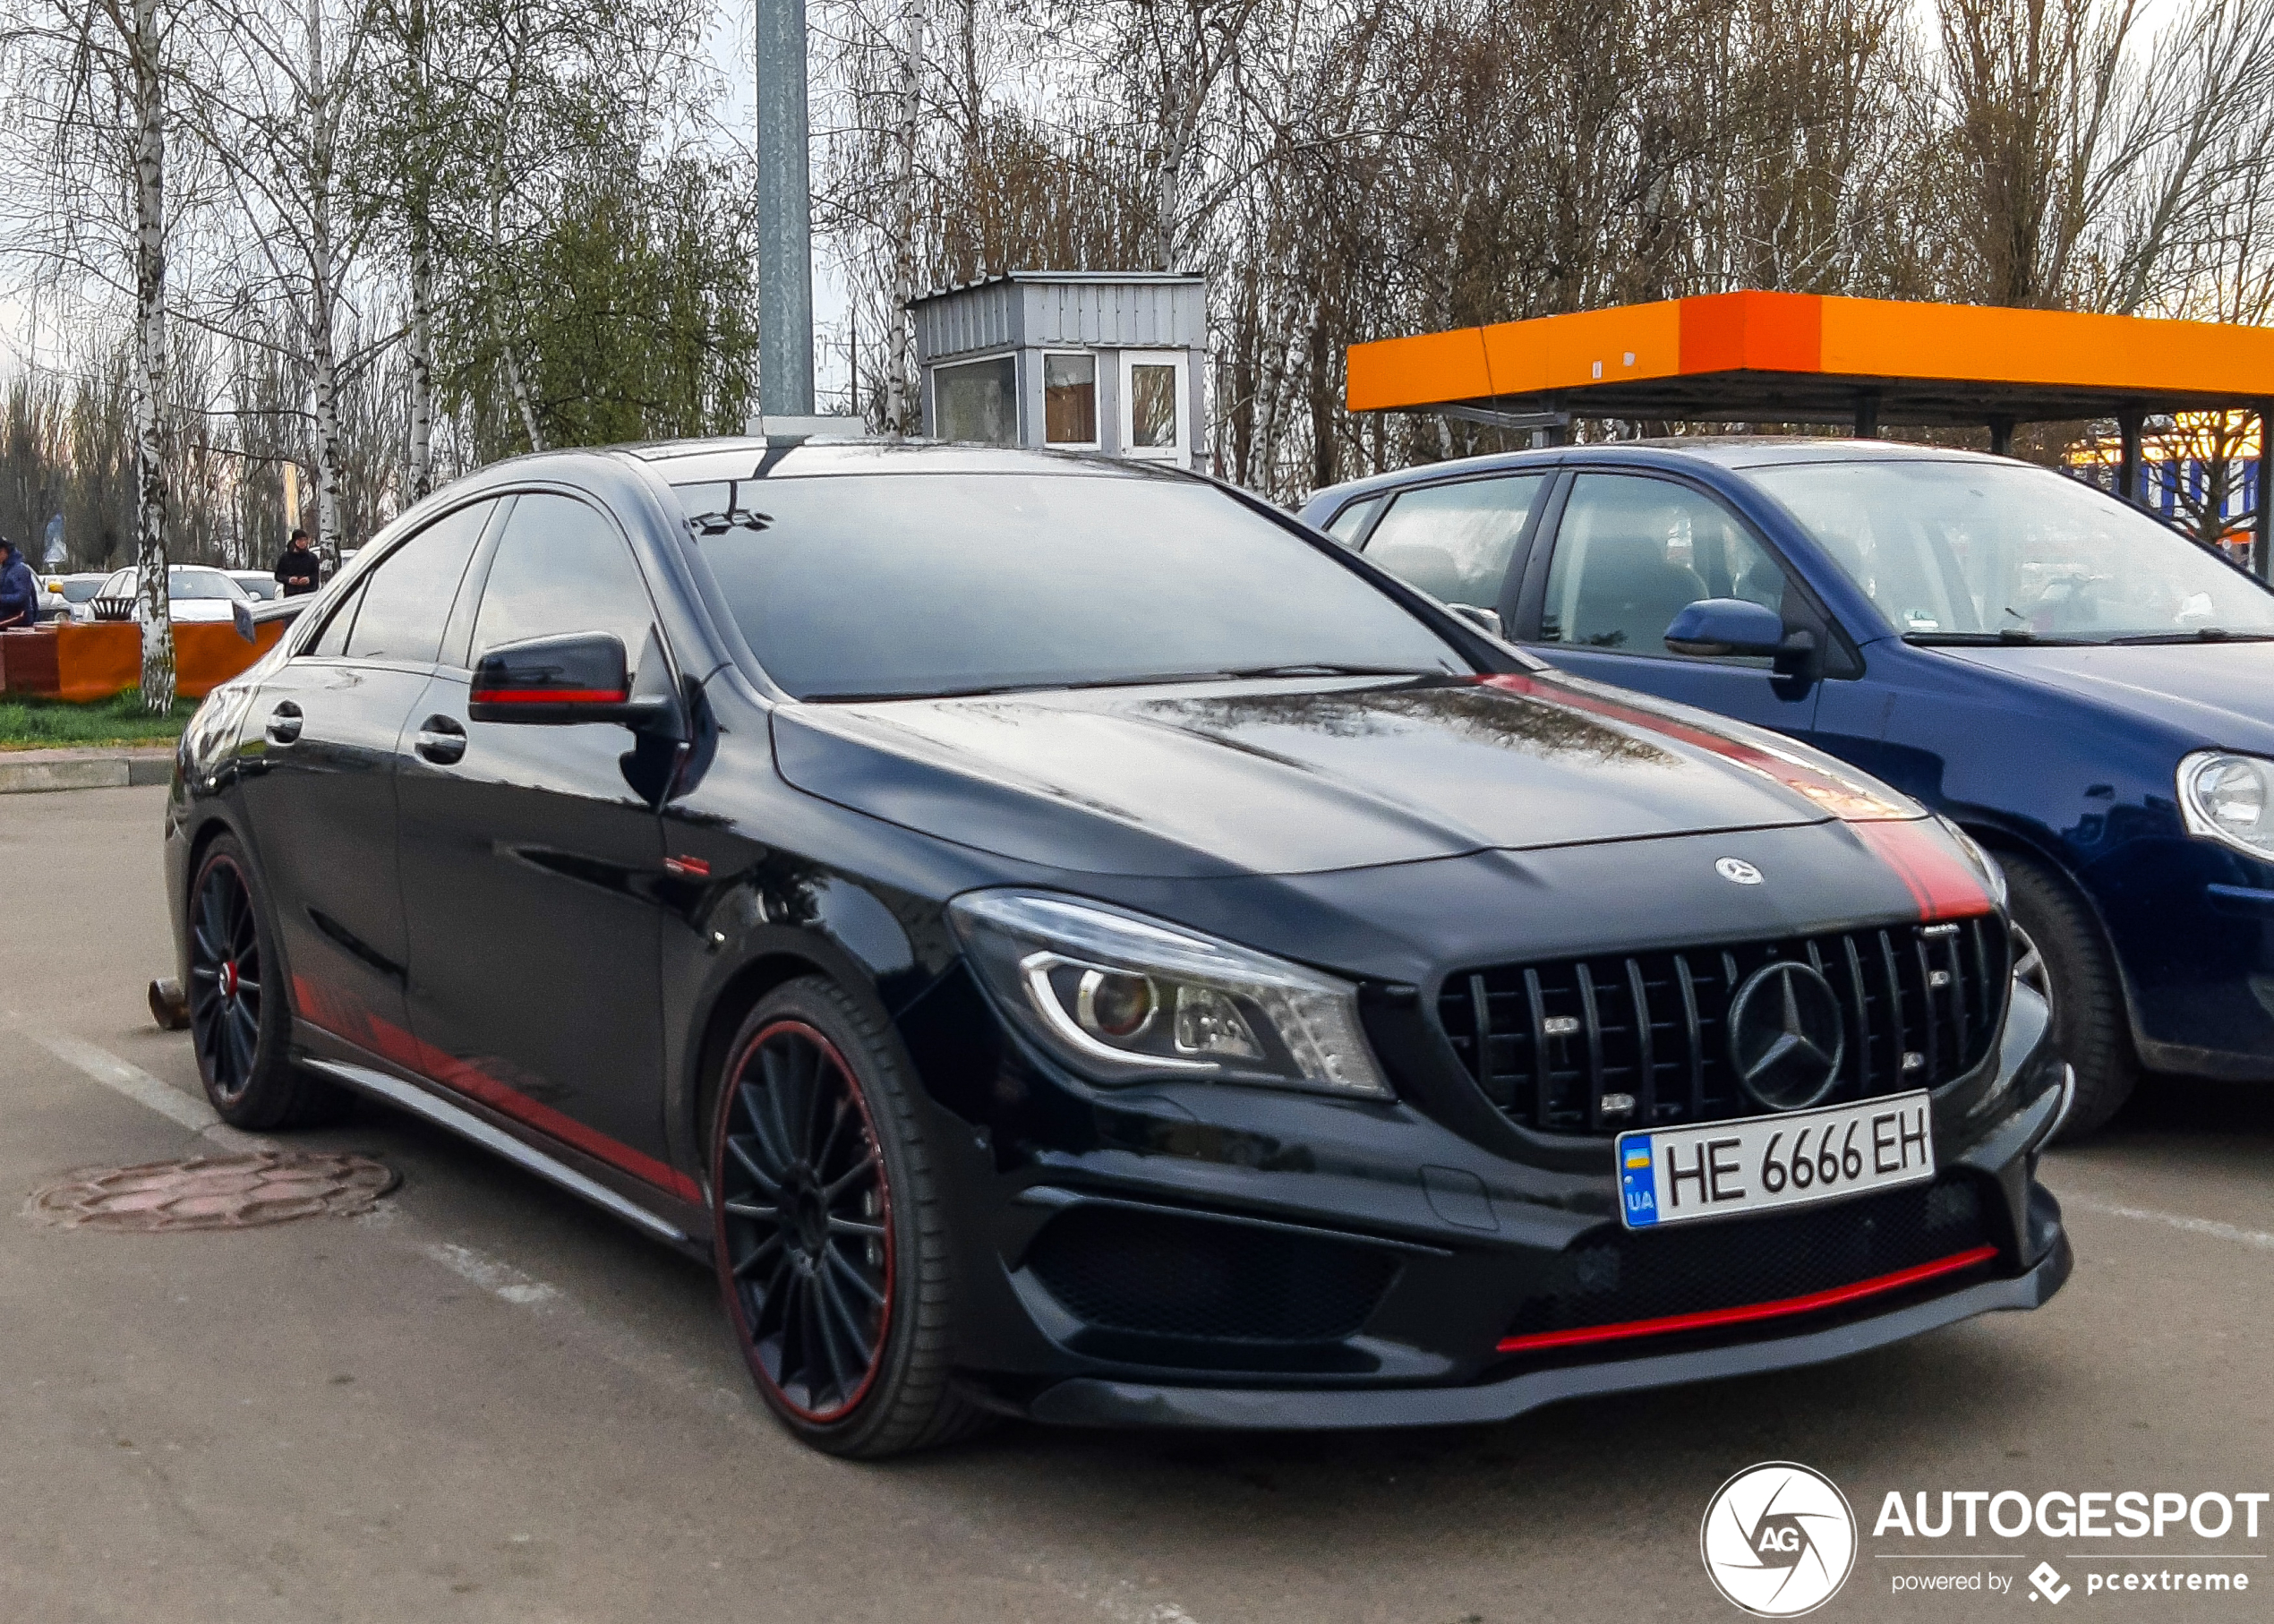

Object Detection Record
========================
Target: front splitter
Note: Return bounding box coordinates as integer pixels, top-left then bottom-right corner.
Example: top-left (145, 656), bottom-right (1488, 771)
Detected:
top-left (1026, 1236), bottom-right (2072, 1431)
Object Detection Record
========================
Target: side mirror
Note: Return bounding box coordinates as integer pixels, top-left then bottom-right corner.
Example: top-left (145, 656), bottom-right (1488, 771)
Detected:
top-left (470, 632), bottom-right (669, 727)
top-left (1448, 603), bottom-right (1504, 639)
top-left (1664, 597), bottom-right (1788, 658)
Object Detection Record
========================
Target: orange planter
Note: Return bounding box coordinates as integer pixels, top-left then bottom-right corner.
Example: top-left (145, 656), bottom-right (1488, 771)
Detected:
top-left (48, 620), bottom-right (283, 704)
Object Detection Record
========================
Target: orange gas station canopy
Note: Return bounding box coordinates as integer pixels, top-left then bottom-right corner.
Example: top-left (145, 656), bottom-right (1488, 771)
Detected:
top-left (1346, 290), bottom-right (2274, 427)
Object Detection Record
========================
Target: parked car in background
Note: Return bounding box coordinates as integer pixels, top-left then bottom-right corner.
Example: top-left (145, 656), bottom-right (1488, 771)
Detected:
top-left (229, 571), bottom-right (284, 603)
top-left (74, 565), bottom-right (252, 624)
top-left (164, 440), bottom-right (2067, 1457)
top-left (38, 572), bottom-right (108, 622)
top-left (1304, 438), bottom-right (2274, 1135)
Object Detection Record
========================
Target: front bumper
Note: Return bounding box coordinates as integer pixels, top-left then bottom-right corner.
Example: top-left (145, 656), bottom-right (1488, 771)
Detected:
top-left (1024, 1231), bottom-right (2071, 1429)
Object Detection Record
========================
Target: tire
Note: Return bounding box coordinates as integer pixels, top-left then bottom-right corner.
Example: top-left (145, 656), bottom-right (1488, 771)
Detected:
top-left (2000, 850), bottom-right (2137, 1140)
top-left (708, 976), bottom-right (990, 1457)
top-left (185, 833), bottom-right (347, 1130)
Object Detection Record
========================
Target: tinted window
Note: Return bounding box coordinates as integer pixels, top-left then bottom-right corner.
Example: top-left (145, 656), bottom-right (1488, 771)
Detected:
top-left (670, 471), bottom-right (1464, 701)
top-left (1754, 458), bottom-right (2274, 640)
top-left (1542, 475), bottom-right (1757, 656)
top-left (1363, 475), bottom-right (1544, 608)
top-left (307, 578), bottom-right (365, 657)
top-left (343, 500), bottom-right (492, 663)
top-left (472, 493), bottom-right (657, 666)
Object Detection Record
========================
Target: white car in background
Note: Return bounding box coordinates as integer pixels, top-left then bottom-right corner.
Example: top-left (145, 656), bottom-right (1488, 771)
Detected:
top-left (73, 566), bottom-right (252, 624)
top-left (38, 572), bottom-right (108, 622)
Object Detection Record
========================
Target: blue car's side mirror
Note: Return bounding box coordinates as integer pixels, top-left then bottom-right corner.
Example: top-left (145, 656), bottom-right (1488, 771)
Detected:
top-left (1665, 597), bottom-right (1790, 658)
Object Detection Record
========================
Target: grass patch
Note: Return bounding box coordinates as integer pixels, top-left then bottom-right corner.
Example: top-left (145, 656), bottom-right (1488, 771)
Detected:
top-left (0, 688), bottom-right (197, 750)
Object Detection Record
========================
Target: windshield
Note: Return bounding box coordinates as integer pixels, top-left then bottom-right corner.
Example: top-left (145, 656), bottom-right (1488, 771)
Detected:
top-left (670, 471), bottom-right (1466, 700)
top-left (1752, 459), bottom-right (2274, 642)
top-left (172, 569), bottom-right (247, 601)
top-left (56, 579), bottom-right (102, 603)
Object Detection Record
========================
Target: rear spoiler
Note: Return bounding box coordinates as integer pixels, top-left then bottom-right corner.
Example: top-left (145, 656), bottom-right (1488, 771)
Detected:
top-left (233, 594), bottom-right (312, 643)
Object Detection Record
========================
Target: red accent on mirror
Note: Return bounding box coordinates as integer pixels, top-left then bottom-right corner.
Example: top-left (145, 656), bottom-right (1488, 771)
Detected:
top-left (469, 687), bottom-right (628, 705)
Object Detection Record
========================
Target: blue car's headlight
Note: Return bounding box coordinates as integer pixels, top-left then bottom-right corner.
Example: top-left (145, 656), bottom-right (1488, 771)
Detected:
top-left (948, 890), bottom-right (1392, 1099)
top-left (2178, 750), bottom-right (2274, 861)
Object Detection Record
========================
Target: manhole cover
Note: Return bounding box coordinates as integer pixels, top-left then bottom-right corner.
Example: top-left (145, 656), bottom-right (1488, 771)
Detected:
top-left (25, 1152), bottom-right (398, 1232)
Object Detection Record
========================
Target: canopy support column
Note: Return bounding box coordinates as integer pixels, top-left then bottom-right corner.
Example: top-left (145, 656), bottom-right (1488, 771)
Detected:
top-left (1988, 416), bottom-right (2014, 457)
top-left (2118, 409), bottom-right (2144, 506)
top-left (1853, 391), bottom-right (1880, 440)
top-left (2257, 404), bottom-right (2271, 578)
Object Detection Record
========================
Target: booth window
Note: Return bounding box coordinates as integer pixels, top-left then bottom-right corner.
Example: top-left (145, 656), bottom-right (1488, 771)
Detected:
top-left (1129, 363), bottom-right (1179, 449)
top-left (934, 355), bottom-right (1018, 445)
top-left (1043, 353), bottom-right (1098, 446)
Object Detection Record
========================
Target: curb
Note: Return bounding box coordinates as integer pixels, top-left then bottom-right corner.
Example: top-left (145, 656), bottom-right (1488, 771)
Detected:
top-left (0, 752), bottom-right (173, 795)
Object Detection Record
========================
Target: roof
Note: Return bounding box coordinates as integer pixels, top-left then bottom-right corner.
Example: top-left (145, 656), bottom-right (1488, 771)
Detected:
top-left (1346, 290), bottom-right (2274, 426)
top-left (909, 269), bottom-right (1205, 307)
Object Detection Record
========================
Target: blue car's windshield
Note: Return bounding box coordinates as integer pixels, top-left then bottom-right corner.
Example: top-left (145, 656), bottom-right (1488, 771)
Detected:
top-left (1753, 458), bottom-right (2274, 642)
top-left (671, 470), bottom-right (1467, 700)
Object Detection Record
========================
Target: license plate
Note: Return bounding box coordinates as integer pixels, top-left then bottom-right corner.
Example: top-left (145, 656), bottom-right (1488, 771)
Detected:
top-left (1616, 1090), bottom-right (1934, 1230)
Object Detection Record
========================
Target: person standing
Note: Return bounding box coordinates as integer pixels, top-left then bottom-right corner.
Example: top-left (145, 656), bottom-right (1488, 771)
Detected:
top-left (0, 537), bottom-right (38, 630)
top-left (274, 527), bottom-right (321, 597)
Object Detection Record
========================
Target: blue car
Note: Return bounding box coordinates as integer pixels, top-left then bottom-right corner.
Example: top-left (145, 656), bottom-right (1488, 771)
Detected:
top-left (1303, 440), bottom-right (2274, 1135)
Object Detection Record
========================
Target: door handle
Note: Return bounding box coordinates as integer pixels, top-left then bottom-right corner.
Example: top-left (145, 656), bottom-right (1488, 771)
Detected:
top-left (265, 702), bottom-right (303, 746)
top-left (414, 714), bottom-right (466, 765)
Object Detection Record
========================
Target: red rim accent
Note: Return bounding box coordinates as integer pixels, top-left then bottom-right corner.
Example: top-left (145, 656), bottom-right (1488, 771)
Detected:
top-left (712, 1018), bottom-right (895, 1425)
top-left (1495, 1244), bottom-right (2000, 1354)
top-left (470, 688), bottom-right (628, 705)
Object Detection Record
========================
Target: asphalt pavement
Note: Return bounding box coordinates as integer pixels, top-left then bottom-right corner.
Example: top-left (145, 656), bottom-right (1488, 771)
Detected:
top-left (2, 783), bottom-right (2267, 1623)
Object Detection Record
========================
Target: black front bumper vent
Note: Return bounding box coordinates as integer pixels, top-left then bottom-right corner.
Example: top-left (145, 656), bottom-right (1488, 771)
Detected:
top-left (1439, 914), bottom-right (2008, 1134)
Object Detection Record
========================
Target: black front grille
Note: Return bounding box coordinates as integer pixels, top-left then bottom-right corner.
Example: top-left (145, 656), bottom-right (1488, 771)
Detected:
top-left (1439, 915), bottom-right (2008, 1134)
top-left (1026, 1207), bottom-right (1398, 1345)
top-left (1502, 1174), bottom-right (1997, 1346)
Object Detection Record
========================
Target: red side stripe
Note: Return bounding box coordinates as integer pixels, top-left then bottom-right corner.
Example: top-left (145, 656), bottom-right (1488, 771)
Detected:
top-left (1495, 1244), bottom-right (2000, 1355)
top-left (291, 974), bottom-right (703, 1204)
top-left (470, 688), bottom-right (627, 705)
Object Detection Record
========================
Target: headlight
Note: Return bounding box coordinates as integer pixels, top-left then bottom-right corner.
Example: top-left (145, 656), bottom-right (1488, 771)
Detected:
top-left (2178, 751), bottom-right (2274, 860)
top-left (948, 890), bottom-right (1392, 1099)
top-left (1937, 817), bottom-right (2009, 910)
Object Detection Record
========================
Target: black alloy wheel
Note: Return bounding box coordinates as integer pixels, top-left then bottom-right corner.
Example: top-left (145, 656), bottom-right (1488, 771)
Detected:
top-left (189, 851), bottom-right (264, 1107)
top-left (184, 833), bottom-right (345, 1130)
top-left (708, 977), bottom-right (987, 1457)
top-left (716, 1018), bottom-right (893, 1422)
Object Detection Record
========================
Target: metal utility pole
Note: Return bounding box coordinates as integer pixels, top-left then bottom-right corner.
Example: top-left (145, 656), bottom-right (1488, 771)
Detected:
top-left (757, 0), bottom-right (816, 418)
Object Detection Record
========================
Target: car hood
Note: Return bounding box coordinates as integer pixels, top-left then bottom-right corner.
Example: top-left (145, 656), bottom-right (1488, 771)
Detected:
top-left (1929, 641), bottom-right (2274, 753)
top-left (772, 674), bottom-right (1834, 877)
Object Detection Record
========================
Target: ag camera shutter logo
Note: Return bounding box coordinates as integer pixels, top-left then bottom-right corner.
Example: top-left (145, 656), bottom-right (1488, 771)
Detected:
top-left (1701, 1461), bottom-right (1858, 1616)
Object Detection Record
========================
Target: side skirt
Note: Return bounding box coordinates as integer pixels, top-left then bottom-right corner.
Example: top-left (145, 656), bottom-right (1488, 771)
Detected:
top-left (301, 1054), bottom-right (693, 1248)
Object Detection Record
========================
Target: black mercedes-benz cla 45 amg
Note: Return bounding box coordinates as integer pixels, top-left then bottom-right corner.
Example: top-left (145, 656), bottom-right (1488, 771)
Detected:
top-left (164, 439), bottom-right (2071, 1457)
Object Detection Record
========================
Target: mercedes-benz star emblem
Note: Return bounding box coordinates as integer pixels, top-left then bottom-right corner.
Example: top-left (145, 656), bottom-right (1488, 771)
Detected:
top-left (1727, 962), bottom-right (1846, 1111)
top-left (1716, 857), bottom-right (1764, 885)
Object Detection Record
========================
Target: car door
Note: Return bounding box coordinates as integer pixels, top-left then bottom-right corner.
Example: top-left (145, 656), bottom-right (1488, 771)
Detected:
top-left (394, 490), bottom-right (680, 1181)
top-left (1353, 471), bottom-right (1552, 632)
top-left (1516, 470), bottom-right (1825, 736)
top-left (236, 498), bottom-right (497, 1046)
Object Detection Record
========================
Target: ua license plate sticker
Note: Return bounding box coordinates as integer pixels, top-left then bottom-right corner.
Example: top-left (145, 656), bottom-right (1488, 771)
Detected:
top-left (1616, 1090), bottom-right (1934, 1230)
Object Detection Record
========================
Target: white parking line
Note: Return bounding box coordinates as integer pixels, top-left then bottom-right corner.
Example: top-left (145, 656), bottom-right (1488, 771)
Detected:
top-left (2, 1013), bottom-right (269, 1151)
top-left (2066, 1194), bottom-right (2274, 1253)
top-left (422, 1241), bottom-right (563, 1306)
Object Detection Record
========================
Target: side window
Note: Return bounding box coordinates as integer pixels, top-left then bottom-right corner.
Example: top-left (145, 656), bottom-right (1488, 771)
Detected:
top-left (1541, 474), bottom-right (1785, 660)
top-left (305, 578), bottom-right (366, 658)
top-left (1360, 474), bottom-right (1544, 609)
top-left (341, 500), bottom-right (493, 665)
top-left (1321, 494), bottom-right (1382, 546)
top-left (472, 493), bottom-right (658, 670)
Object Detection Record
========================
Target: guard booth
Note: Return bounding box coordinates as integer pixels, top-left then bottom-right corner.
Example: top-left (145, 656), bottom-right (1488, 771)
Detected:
top-left (1346, 290), bottom-right (2274, 571)
top-left (910, 271), bottom-right (1207, 469)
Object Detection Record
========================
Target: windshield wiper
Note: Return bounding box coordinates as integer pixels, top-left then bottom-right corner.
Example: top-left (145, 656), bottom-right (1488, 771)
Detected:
top-left (1902, 629), bottom-right (2088, 646)
top-left (800, 664), bottom-right (1449, 704)
top-left (2106, 628), bottom-right (2274, 645)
